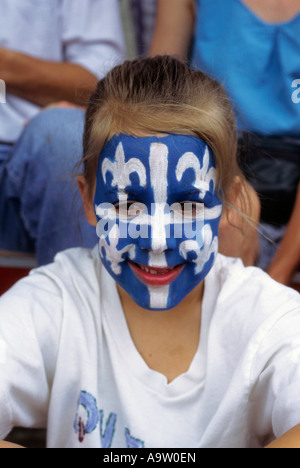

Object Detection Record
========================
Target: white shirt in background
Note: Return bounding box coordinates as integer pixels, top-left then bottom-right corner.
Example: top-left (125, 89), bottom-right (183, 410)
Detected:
top-left (0, 0), bottom-right (126, 143)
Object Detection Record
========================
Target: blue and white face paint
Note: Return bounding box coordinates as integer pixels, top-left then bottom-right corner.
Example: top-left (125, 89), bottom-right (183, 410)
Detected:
top-left (94, 134), bottom-right (222, 310)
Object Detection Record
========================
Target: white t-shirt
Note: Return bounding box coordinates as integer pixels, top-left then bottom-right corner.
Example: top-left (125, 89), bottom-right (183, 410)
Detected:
top-left (0, 247), bottom-right (299, 448)
top-left (0, 0), bottom-right (126, 143)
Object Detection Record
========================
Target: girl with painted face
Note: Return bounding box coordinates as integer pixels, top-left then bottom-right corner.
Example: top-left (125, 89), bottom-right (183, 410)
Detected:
top-left (92, 132), bottom-right (222, 311)
top-left (78, 58), bottom-right (248, 315)
top-left (0, 56), bottom-right (300, 449)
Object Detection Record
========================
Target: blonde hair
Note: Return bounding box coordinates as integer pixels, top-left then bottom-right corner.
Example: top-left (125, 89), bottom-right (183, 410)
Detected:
top-left (82, 55), bottom-right (247, 209)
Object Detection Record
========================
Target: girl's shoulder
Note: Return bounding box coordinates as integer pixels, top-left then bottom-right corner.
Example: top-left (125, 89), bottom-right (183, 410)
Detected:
top-left (215, 253), bottom-right (298, 292)
top-left (0, 246), bottom-right (102, 319)
top-left (0, 246), bottom-right (104, 358)
top-left (210, 254), bottom-right (300, 318)
top-left (30, 246), bottom-right (100, 290)
top-left (206, 254), bottom-right (300, 369)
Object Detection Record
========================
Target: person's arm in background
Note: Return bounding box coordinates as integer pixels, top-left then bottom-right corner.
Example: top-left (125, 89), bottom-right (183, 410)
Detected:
top-left (149, 0), bottom-right (195, 60)
top-left (0, 0), bottom-right (125, 107)
top-left (267, 182), bottom-right (300, 286)
top-left (0, 49), bottom-right (97, 107)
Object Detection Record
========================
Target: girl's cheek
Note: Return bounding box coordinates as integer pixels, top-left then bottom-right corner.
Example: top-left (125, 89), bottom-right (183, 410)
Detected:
top-left (179, 222), bottom-right (219, 275)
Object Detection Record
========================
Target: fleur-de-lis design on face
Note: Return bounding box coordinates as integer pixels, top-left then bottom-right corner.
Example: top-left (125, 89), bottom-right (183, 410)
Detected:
top-left (98, 223), bottom-right (136, 275)
top-left (101, 142), bottom-right (147, 194)
top-left (176, 145), bottom-right (217, 198)
top-left (179, 223), bottom-right (219, 275)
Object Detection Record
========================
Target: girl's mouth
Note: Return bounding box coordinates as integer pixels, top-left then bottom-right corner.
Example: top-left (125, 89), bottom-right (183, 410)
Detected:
top-left (129, 262), bottom-right (184, 286)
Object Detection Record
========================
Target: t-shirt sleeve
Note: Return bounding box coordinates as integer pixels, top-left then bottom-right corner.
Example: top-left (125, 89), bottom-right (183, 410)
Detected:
top-left (249, 302), bottom-right (300, 444)
top-left (0, 271), bottom-right (63, 439)
top-left (60, 0), bottom-right (126, 79)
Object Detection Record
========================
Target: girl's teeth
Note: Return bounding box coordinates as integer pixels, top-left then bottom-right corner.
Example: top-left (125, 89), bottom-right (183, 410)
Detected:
top-left (139, 265), bottom-right (175, 274)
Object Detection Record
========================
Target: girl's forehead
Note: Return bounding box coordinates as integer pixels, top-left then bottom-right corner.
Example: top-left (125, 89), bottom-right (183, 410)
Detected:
top-left (95, 133), bottom-right (218, 203)
top-left (99, 133), bottom-right (214, 166)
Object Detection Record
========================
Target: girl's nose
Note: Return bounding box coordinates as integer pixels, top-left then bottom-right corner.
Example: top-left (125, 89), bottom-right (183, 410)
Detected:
top-left (138, 234), bottom-right (177, 252)
top-left (148, 203), bottom-right (168, 254)
top-left (137, 208), bottom-right (177, 253)
top-left (137, 228), bottom-right (167, 253)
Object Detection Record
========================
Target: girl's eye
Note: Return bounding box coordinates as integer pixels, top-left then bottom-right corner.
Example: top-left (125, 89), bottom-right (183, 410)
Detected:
top-left (115, 201), bottom-right (146, 218)
top-left (172, 202), bottom-right (204, 219)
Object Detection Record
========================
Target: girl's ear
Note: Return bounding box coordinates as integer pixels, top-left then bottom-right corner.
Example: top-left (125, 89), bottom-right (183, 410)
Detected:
top-left (77, 175), bottom-right (97, 226)
top-left (221, 175), bottom-right (260, 226)
top-left (220, 175), bottom-right (244, 227)
top-left (218, 176), bottom-right (261, 267)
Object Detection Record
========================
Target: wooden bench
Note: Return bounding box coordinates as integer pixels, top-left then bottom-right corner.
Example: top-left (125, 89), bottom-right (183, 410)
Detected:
top-left (0, 251), bottom-right (36, 295)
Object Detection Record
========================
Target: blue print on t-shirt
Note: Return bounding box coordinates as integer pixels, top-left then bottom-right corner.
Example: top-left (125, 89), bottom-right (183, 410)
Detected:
top-left (125, 428), bottom-right (144, 448)
top-left (99, 409), bottom-right (117, 448)
top-left (74, 390), bottom-right (144, 448)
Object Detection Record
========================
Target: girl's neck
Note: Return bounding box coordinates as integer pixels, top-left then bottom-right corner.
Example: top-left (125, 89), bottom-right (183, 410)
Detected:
top-left (117, 282), bottom-right (204, 383)
top-left (240, 0), bottom-right (300, 23)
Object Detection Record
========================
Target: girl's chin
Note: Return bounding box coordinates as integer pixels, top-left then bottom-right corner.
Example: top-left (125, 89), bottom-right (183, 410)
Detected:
top-left (106, 259), bottom-right (207, 310)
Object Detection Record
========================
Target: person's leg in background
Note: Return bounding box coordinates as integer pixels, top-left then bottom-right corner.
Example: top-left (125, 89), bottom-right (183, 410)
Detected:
top-left (2, 107), bottom-right (97, 266)
top-left (0, 143), bottom-right (36, 254)
top-left (129, 0), bottom-right (157, 55)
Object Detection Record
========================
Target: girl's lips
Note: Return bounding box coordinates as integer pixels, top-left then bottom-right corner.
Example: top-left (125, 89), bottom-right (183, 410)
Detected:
top-left (129, 262), bottom-right (184, 286)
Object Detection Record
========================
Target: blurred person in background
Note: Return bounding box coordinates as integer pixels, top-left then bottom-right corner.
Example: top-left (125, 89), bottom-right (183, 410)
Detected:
top-left (150, 0), bottom-right (300, 286)
top-left (0, 0), bottom-right (125, 265)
